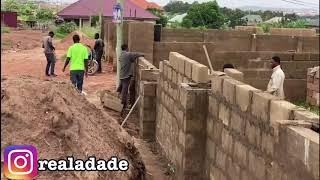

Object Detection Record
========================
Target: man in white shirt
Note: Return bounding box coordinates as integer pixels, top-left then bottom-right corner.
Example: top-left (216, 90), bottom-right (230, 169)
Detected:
top-left (266, 56), bottom-right (285, 99)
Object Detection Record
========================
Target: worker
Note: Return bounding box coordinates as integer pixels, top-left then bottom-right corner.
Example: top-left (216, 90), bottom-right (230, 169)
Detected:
top-left (62, 34), bottom-right (88, 93)
top-left (94, 33), bottom-right (104, 73)
top-left (118, 44), bottom-right (144, 116)
top-left (42, 31), bottom-right (56, 77)
top-left (222, 64), bottom-right (235, 72)
top-left (266, 56), bottom-right (285, 99)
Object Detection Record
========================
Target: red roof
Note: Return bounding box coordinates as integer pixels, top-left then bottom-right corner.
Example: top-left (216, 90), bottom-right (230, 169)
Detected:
top-left (58, 0), bottom-right (159, 20)
top-left (131, 0), bottom-right (163, 10)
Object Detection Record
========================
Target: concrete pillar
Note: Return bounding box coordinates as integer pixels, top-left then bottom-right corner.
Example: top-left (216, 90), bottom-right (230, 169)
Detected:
top-left (139, 81), bottom-right (157, 140)
top-left (179, 84), bottom-right (209, 179)
top-left (79, 18), bottom-right (82, 30)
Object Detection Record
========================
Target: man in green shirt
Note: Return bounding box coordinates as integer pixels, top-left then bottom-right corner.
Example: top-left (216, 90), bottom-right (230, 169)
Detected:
top-left (62, 34), bottom-right (89, 92)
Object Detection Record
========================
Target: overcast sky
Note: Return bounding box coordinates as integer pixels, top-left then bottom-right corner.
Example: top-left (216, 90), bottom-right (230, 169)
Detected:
top-left (57, 0), bottom-right (320, 10)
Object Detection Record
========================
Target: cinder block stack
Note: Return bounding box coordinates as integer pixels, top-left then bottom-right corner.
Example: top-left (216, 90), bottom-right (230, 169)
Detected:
top-left (306, 67), bottom-right (319, 106)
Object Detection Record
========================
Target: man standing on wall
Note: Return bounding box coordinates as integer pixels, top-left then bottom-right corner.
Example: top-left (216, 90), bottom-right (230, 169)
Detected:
top-left (62, 34), bottom-right (89, 93)
top-left (266, 56), bottom-right (285, 99)
top-left (94, 33), bottom-right (105, 73)
top-left (118, 44), bottom-right (144, 116)
top-left (42, 31), bottom-right (57, 77)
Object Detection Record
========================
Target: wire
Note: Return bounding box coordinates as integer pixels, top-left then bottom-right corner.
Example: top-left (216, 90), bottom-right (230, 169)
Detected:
top-left (279, 0), bottom-right (318, 9)
top-left (290, 0), bottom-right (319, 6)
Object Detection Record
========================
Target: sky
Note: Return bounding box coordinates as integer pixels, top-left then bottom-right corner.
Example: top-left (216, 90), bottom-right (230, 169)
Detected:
top-left (53, 0), bottom-right (320, 10)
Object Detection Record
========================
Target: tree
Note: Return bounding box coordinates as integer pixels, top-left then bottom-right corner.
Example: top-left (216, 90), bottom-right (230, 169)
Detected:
top-left (220, 7), bottom-right (246, 28)
top-left (36, 8), bottom-right (55, 22)
top-left (2, 0), bottom-right (19, 11)
top-left (182, 1), bottom-right (225, 29)
top-left (163, 1), bottom-right (192, 14)
top-left (147, 8), bottom-right (168, 27)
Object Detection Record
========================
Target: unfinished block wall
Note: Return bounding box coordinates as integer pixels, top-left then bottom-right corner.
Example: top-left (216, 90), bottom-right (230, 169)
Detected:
top-left (307, 67), bottom-right (320, 106)
top-left (136, 52), bottom-right (319, 180)
top-left (153, 46), bottom-right (319, 101)
top-left (207, 72), bottom-right (319, 180)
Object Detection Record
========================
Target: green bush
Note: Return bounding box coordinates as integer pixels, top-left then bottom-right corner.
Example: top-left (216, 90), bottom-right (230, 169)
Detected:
top-left (57, 22), bottom-right (77, 34)
top-left (1, 26), bottom-right (10, 33)
top-left (294, 100), bottom-right (320, 116)
top-left (81, 26), bottom-right (99, 39)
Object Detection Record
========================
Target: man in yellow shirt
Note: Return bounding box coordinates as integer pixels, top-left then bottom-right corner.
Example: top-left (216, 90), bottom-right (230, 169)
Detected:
top-left (62, 34), bottom-right (88, 92)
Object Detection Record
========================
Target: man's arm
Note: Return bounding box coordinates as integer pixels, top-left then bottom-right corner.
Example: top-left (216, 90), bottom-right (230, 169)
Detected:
top-left (129, 52), bottom-right (145, 62)
top-left (266, 75), bottom-right (281, 94)
top-left (62, 57), bottom-right (70, 72)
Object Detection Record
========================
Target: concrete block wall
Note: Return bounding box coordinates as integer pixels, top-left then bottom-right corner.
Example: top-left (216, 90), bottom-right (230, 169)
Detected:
top-left (307, 67), bottom-right (320, 106)
top-left (270, 28), bottom-right (317, 37)
top-left (135, 52), bottom-right (319, 180)
top-left (159, 28), bottom-right (319, 53)
top-left (153, 46), bottom-right (319, 101)
top-left (207, 73), bottom-right (319, 180)
top-left (155, 52), bottom-right (211, 179)
top-left (128, 22), bottom-right (154, 64)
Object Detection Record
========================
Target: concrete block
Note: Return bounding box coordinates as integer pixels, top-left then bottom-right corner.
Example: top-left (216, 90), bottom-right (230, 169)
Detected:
top-left (219, 103), bottom-right (230, 126)
top-left (266, 162), bottom-right (282, 180)
top-left (163, 60), bottom-right (169, 78)
top-left (213, 121), bottom-right (223, 145)
top-left (209, 95), bottom-right (219, 118)
top-left (223, 78), bottom-right (244, 104)
top-left (167, 66), bottom-right (172, 82)
top-left (101, 95), bottom-right (122, 112)
top-left (246, 122), bottom-right (261, 148)
top-left (248, 150), bottom-right (266, 180)
top-left (294, 109), bottom-right (319, 122)
top-left (221, 128), bottom-right (233, 155)
top-left (140, 69), bottom-right (159, 81)
top-left (230, 111), bottom-right (244, 135)
top-left (185, 58), bottom-right (196, 79)
top-left (159, 61), bottom-right (163, 73)
top-left (206, 138), bottom-right (216, 161)
top-left (216, 148), bottom-right (227, 170)
top-left (236, 85), bottom-right (261, 112)
top-left (141, 82), bottom-right (156, 96)
top-left (169, 52), bottom-right (179, 70)
top-left (211, 76), bottom-right (223, 94)
top-left (192, 62), bottom-right (209, 83)
top-left (178, 56), bottom-right (186, 75)
top-left (233, 141), bottom-right (248, 168)
top-left (172, 70), bottom-right (177, 84)
top-left (270, 100), bottom-right (296, 122)
top-left (227, 158), bottom-right (241, 180)
top-left (224, 68), bottom-right (244, 81)
top-left (261, 132), bottom-right (274, 157)
top-left (309, 139), bottom-right (320, 179)
top-left (252, 92), bottom-right (281, 122)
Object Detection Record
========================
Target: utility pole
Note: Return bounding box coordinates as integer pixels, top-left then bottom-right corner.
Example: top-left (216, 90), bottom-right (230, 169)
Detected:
top-left (99, 0), bottom-right (104, 34)
top-left (115, 0), bottom-right (124, 87)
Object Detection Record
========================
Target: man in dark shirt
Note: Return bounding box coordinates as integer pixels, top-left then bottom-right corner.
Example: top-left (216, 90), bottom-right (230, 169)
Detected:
top-left (42, 31), bottom-right (56, 76)
top-left (94, 33), bottom-right (104, 73)
top-left (118, 44), bottom-right (144, 116)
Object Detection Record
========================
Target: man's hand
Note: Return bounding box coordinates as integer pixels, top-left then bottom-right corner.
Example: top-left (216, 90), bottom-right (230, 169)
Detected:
top-left (85, 71), bottom-right (88, 78)
top-left (62, 67), bottom-right (65, 72)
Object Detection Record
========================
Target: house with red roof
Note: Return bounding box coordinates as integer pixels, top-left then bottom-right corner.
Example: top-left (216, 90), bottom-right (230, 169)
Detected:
top-left (58, 0), bottom-right (159, 27)
top-left (130, 0), bottom-right (163, 11)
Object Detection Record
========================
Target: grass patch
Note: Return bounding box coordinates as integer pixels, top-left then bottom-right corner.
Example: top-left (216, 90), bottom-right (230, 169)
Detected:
top-left (54, 31), bottom-right (68, 39)
top-left (81, 26), bottom-right (99, 39)
top-left (1, 26), bottom-right (10, 33)
top-left (294, 100), bottom-right (320, 116)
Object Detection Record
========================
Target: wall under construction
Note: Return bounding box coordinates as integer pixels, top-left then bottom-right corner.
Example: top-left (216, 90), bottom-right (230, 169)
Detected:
top-left (135, 52), bottom-right (319, 180)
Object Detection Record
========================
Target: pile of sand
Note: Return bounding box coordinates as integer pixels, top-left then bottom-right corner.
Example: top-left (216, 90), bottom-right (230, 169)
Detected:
top-left (57, 31), bottom-right (95, 50)
top-left (1, 77), bottom-right (145, 180)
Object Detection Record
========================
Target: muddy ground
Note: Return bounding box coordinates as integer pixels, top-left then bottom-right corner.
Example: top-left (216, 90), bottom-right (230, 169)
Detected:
top-left (1, 29), bottom-right (171, 180)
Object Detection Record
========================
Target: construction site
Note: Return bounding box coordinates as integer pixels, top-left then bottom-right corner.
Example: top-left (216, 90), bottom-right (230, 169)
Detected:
top-left (1, 17), bottom-right (320, 180)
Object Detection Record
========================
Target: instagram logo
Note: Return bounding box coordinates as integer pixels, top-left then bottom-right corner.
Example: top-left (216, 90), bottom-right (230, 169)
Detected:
top-left (4, 145), bottom-right (38, 179)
